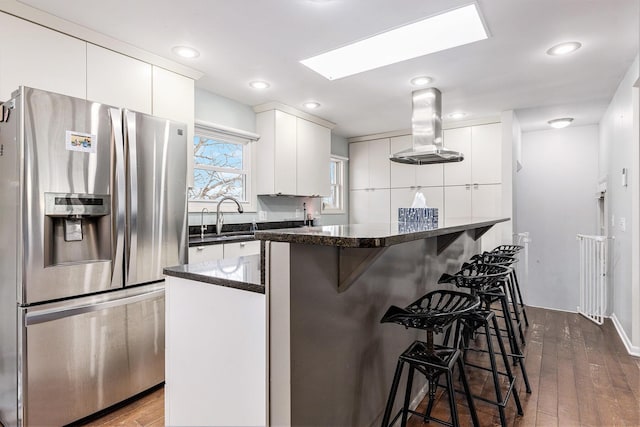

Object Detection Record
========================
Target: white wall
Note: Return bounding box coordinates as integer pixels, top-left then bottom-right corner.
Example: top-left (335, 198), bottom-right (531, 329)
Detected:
top-left (195, 88), bottom-right (256, 132)
top-left (516, 125), bottom-right (599, 311)
top-left (599, 55), bottom-right (639, 347)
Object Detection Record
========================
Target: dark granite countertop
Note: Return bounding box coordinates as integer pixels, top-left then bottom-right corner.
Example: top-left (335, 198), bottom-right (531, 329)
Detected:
top-left (163, 254), bottom-right (264, 294)
top-left (254, 217), bottom-right (509, 248)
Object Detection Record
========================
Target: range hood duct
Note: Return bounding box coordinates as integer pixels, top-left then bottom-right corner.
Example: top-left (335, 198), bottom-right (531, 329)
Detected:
top-left (390, 87), bottom-right (464, 165)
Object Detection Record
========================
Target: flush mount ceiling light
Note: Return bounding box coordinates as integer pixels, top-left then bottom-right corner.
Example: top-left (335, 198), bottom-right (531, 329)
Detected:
top-left (548, 117), bottom-right (574, 129)
top-left (300, 4), bottom-right (488, 80)
top-left (249, 80), bottom-right (270, 89)
top-left (546, 41), bottom-right (582, 56)
top-left (447, 112), bottom-right (467, 119)
top-left (303, 101), bottom-right (321, 109)
top-left (410, 76), bottom-right (433, 86)
top-left (172, 46), bottom-right (200, 59)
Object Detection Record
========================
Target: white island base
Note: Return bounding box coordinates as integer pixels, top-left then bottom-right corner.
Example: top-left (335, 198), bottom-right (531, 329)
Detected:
top-left (164, 259), bottom-right (265, 427)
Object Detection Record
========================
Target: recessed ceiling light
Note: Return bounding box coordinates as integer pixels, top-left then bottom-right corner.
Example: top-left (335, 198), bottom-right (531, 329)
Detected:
top-left (303, 101), bottom-right (321, 109)
top-left (410, 76), bottom-right (433, 86)
top-left (300, 4), bottom-right (488, 80)
top-left (172, 46), bottom-right (200, 59)
top-left (546, 41), bottom-right (582, 56)
top-left (447, 112), bottom-right (467, 119)
top-left (249, 80), bottom-right (270, 89)
top-left (548, 118), bottom-right (574, 129)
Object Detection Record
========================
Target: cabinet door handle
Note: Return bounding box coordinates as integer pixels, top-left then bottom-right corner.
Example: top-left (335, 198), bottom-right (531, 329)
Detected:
top-left (465, 184), bottom-right (471, 190)
top-left (240, 242), bottom-right (246, 247)
top-left (196, 247), bottom-right (204, 251)
top-left (473, 183), bottom-right (479, 189)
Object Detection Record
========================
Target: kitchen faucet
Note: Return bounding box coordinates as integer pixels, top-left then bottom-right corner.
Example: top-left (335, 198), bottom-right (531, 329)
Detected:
top-left (200, 208), bottom-right (209, 239)
top-left (216, 196), bottom-right (244, 235)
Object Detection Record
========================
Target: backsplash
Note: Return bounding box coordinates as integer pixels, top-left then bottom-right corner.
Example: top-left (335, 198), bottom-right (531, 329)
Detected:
top-left (187, 196), bottom-right (323, 228)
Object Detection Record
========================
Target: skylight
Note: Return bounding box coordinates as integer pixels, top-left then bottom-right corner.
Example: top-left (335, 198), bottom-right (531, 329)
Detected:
top-left (300, 4), bottom-right (488, 80)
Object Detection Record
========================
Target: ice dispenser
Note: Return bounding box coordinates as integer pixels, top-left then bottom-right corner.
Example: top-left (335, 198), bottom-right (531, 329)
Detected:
top-left (44, 193), bottom-right (111, 266)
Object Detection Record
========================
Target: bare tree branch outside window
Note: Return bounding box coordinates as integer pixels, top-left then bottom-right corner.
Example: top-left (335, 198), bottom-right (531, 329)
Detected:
top-left (188, 135), bottom-right (246, 201)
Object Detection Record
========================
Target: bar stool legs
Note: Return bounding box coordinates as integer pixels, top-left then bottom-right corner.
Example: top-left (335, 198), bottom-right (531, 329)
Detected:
top-left (381, 341), bottom-right (480, 427)
top-left (460, 310), bottom-right (524, 427)
top-left (496, 291), bottom-right (532, 393)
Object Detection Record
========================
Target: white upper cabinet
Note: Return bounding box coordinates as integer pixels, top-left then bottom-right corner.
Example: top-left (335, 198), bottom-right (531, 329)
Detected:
top-left (471, 123), bottom-right (502, 184)
top-left (389, 136), bottom-right (414, 188)
top-left (297, 118), bottom-right (331, 197)
top-left (256, 109), bottom-right (331, 196)
top-left (390, 135), bottom-right (443, 188)
top-left (369, 139), bottom-right (391, 189)
top-left (443, 127), bottom-right (472, 186)
top-left (152, 66), bottom-right (195, 127)
top-left (349, 141), bottom-right (370, 190)
top-left (87, 44), bottom-right (152, 113)
top-left (444, 123), bottom-right (502, 186)
top-left (0, 12), bottom-right (86, 101)
top-left (349, 139), bottom-right (390, 190)
top-left (152, 66), bottom-right (195, 187)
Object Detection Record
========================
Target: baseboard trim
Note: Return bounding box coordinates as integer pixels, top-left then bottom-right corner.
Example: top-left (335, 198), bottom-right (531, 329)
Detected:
top-left (526, 303), bottom-right (578, 314)
top-left (410, 384), bottom-right (428, 411)
top-left (610, 313), bottom-right (640, 357)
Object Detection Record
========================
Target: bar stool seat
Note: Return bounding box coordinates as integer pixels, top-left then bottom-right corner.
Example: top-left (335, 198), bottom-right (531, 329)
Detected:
top-left (380, 290), bottom-right (480, 427)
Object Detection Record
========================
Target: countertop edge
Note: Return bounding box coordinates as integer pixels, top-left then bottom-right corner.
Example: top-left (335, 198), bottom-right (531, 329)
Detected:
top-left (163, 260), bottom-right (265, 294)
top-left (254, 218), bottom-right (509, 248)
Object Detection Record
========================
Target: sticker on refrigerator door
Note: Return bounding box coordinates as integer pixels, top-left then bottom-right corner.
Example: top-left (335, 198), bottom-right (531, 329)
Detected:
top-left (65, 130), bottom-right (96, 153)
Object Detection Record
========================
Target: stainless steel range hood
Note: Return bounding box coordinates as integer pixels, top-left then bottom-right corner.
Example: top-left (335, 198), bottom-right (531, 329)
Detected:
top-left (390, 87), bottom-right (464, 165)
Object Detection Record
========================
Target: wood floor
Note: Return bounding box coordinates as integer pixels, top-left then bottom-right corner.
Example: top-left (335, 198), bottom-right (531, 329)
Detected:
top-left (78, 306), bottom-right (639, 427)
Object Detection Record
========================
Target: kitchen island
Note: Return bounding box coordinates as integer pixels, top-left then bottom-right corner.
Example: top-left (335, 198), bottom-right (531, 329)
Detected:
top-left (163, 255), bottom-right (265, 427)
top-left (163, 217), bottom-right (507, 427)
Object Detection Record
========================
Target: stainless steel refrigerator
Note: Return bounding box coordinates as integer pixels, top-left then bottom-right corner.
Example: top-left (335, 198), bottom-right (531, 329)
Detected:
top-left (0, 87), bottom-right (187, 426)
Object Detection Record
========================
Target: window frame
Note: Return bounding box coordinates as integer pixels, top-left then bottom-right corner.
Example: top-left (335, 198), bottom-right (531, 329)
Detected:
top-left (322, 155), bottom-right (347, 215)
top-left (188, 122), bottom-right (258, 213)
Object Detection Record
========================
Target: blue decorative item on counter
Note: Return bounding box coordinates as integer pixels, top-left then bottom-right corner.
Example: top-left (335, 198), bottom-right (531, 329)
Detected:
top-left (398, 207), bottom-right (439, 227)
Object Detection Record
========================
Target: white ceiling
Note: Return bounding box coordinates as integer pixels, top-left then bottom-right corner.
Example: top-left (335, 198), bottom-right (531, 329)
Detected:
top-left (17, 0), bottom-right (639, 136)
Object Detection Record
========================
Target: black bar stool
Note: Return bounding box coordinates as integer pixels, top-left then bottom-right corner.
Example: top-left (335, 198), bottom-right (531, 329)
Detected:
top-left (490, 245), bottom-right (529, 327)
top-left (470, 252), bottom-right (527, 346)
top-left (380, 290), bottom-right (481, 427)
top-left (439, 263), bottom-right (526, 426)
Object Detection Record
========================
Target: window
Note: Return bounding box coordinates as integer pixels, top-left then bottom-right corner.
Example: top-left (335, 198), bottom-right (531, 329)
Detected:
top-left (188, 122), bottom-right (258, 210)
top-left (322, 156), bottom-right (346, 214)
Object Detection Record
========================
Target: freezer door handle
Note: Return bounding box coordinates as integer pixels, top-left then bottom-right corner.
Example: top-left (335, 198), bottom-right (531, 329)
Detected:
top-left (124, 110), bottom-right (138, 284)
top-left (24, 289), bottom-right (164, 326)
top-left (109, 108), bottom-right (126, 287)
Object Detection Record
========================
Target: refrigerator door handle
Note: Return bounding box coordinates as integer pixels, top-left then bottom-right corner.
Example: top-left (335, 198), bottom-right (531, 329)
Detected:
top-left (109, 108), bottom-right (126, 287)
top-left (24, 289), bottom-right (164, 326)
top-left (124, 110), bottom-right (138, 284)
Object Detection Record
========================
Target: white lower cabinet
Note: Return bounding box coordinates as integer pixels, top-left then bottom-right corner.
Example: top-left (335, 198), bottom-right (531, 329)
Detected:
top-left (165, 276), bottom-right (265, 426)
top-left (188, 244), bottom-right (224, 263)
top-left (390, 187), bottom-right (444, 222)
top-left (189, 240), bottom-right (261, 263)
top-left (350, 189), bottom-right (390, 224)
top-left (223, 241), bottom-right (261, 259)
